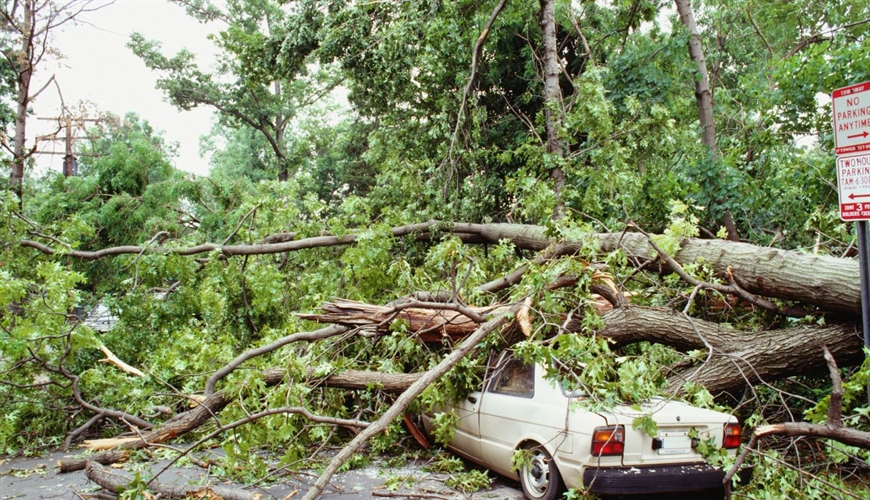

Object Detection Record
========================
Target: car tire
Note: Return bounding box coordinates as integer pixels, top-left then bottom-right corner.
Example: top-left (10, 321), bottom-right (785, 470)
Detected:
top-left (519, 443), bottom-right (564, 500)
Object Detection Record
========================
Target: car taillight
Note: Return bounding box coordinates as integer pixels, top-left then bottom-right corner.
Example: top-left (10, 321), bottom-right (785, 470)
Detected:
top-left (723, 422), bottom-right (741, 449)
top-left (591, 425), bottom-right (625, 456)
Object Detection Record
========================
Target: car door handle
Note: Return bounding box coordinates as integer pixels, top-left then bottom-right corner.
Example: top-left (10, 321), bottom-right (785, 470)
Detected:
top-left (467, 396), bottom-right (478, 404)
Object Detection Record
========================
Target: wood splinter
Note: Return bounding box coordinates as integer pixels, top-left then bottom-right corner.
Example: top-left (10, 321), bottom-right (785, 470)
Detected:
top-left (98, 345), bottom-right (145, 377)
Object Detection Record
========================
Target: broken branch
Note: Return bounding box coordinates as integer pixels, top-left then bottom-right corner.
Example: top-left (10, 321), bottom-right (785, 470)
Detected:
top-left (85, 461), bottom-right (263, 500)
top-left (98, 345), bottom-right (145, 377)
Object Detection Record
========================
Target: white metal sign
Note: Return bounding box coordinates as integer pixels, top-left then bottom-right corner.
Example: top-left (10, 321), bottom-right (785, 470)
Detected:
top-left (837, 153), bottom-right (870, 221)
top-left (833, 81), bottom-right (870, 155)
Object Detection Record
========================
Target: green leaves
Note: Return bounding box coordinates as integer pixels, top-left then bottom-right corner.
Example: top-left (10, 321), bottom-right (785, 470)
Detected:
top-left (445, 469), bottom-right (491, 493)
top-left (430, 411), bottom-right (459, 446)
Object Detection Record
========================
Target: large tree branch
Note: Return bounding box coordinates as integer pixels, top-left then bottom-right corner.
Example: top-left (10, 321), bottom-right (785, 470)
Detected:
top-left (59, 366), bottom-right (421, 471)
top-left (205, 324), bottom-right (349, 396)
top-left (597, 307), bottom-right (863, 394)
top-left (21, 222), bottom-right (864, 315)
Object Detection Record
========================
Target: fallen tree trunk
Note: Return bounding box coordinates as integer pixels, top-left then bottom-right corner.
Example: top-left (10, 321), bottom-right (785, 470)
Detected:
top-left (596, 232), bottom-right (860, 315)
top-left (22, 221), bottom-right (860, 314)
top-left (305, 368), bottom-right (423, 392)
top-left (457, 226), bottom-right (861, 315)
top-left (597, 307), bottom-right (864, 394)
top-left (302, 299), bottom-right (865, 395)
top-left (85, 461), bottom-right (263, 500)
top-left (58, 450), bottom-right (129, 473)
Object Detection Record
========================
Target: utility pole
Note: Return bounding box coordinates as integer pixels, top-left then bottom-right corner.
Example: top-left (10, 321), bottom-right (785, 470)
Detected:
top-left (36, 114), bottom-right (102, 176)
top-left (63, 116), bottom-right (75, 176)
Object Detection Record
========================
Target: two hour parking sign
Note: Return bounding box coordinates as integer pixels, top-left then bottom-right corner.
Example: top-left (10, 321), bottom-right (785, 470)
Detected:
top-left (834, 81), bottom-right (870, 221)
top-left (837, 153), bottom-right (870, 221)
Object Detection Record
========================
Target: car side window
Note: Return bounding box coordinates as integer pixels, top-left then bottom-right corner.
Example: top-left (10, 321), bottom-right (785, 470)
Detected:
top-left (488, 358), bottom-right (535, 398)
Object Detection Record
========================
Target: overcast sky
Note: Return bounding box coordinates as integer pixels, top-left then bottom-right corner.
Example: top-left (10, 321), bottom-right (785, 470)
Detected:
top-left (33, 0), bottom-right (221, 176)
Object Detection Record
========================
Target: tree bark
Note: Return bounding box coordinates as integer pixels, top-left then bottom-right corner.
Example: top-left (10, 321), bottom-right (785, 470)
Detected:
top-left (85, 461), bottom-right (263, 500)
top-left (539, 0), bottom-right (566, 218)
top-left (597, 307), bottom-right (864, 394)
top-left (595, 232), bottom-right (861, 315)
top-left (58, 450), bottom-right (130, 473)
top-left (674, 0), bottom-right (739, 241)
top-left (9, 0), bottom-right (34, 203)
top-left (675, 0), bottom-right (716, 154)
top-left (307, 368), bottom-right (423, 392)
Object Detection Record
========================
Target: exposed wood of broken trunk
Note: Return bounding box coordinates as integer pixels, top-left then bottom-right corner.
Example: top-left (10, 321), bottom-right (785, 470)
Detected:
top-left (297, 299), bottom-right (510, 342)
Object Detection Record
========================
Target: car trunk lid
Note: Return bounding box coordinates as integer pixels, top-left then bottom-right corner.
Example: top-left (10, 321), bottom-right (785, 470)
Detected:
top-left (600, 398), bottom-right (733, 465)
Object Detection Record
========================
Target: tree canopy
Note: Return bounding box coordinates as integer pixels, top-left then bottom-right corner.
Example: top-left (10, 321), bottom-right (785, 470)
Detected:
top-left (2, 1), bottom-right (870, 498)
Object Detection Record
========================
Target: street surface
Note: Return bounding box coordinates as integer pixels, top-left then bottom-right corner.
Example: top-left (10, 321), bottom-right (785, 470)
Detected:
top-left (0, 450), bottom-right (525, 499)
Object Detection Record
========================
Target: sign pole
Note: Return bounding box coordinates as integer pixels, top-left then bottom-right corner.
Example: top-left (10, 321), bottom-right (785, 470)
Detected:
top-left (858, 222), bottom-right (870, 405)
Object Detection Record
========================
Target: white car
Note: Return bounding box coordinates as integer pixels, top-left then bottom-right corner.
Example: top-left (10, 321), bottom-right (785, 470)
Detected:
top-left (422, 353), bottom-right (741, 499)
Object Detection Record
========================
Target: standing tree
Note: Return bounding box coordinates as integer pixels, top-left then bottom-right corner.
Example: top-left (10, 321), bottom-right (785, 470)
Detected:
top-left (539, 0), bottom-right (566, 219)
top-left (674, 0), bottom-right (739, 241)
top-left (0, 0), bottom-right (103, 203)
top-left (128, 0), bottom-right (339, 182)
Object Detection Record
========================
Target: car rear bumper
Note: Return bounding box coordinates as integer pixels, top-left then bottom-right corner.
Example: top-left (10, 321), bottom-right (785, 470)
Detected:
top-left (582, 462), bottom-right (726, 494)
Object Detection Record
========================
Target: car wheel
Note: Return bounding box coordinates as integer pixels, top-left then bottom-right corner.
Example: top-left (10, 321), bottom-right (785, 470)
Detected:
top-left (519, 443), bottom-right (564, 500)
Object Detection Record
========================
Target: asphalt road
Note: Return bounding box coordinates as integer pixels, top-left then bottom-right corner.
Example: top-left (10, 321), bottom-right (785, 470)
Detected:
top-left (0, 450), bottom-right (526, 499)
top-left (1, 450), bottom-right (728, 499)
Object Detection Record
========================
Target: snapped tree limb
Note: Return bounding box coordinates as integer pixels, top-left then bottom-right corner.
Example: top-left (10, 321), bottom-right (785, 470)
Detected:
top-left (84, 461), bottom-right (263, 500)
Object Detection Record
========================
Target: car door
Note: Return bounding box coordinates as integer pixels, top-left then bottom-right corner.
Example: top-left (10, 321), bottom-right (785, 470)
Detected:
top-left (448, 388), bottom-right (483, 462)
top-left (476, 355), bottom-right (537, 476)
